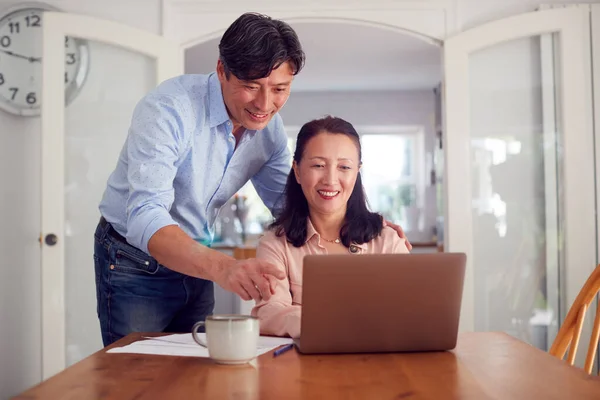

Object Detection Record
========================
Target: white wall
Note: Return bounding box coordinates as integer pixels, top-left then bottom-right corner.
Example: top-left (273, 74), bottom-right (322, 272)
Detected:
top-left (279, 90), bottom-right (435, 128)
top-left (0, 1), bottom-right (162, 398)
top-left (1, 0), bottom-right (597, 398)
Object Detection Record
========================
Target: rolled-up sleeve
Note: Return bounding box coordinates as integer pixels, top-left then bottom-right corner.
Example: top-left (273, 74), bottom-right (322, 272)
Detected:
top-left (251, 231), bottom-right (301, 338)
top-left (125, 93), bottom-right (191, 253)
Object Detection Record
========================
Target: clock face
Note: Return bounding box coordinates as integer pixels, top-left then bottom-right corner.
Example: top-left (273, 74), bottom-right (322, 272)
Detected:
top-left (0, 6), bottom-right (89, 116)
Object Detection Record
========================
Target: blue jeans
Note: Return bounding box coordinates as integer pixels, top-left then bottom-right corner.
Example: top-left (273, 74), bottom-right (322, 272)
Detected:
top-left (94, 218), bottom-right (214, 346)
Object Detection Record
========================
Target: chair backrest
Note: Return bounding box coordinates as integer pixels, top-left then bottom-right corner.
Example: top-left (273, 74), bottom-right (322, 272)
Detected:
top-left (233, 247), bottom-right (256, 260)
top-left (549, 264), bottom-right (600, 374)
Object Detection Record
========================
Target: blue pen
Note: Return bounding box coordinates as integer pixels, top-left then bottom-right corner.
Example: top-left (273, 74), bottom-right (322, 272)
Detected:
top-left (273, 343), bottom-right (295, 357)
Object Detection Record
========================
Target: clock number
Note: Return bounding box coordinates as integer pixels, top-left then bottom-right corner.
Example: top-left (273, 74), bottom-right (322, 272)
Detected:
top-left (9, 87), bottom-right (18, 101)
top-left (65, 37), bottom-right (69, 48)
top-left (8, 22), bottom-right (20, 34)
top-left (0, 36), bottom-right (10, 48)
top-left (0, 73), bottom-right (4, 85)
top-left (65, 72), bottom-right (68, 83)
top-left (66, 53), bottom-right (76, 65)
top-left (25, 15), bottom-right (41, 27)
top-left (26, 92), bottom-right (37, 105)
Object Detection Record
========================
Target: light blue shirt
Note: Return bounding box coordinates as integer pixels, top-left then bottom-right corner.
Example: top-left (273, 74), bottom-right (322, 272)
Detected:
top-left (99, 73), bottom-right (290, 254)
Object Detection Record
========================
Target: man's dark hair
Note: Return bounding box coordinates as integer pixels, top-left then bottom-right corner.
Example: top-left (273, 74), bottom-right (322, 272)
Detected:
top-left (219, 12), bottom-right (305, 81)
top-left (271, 116), bottom-right (384, 248)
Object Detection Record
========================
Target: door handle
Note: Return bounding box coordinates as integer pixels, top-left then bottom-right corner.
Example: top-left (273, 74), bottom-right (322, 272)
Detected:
top-left (44, 234), bottom-right (58, 246)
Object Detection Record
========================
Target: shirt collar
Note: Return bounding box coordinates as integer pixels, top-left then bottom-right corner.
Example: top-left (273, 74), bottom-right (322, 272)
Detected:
top-left (305, 218), bottom-right (367, 250)
top-left (306, 218), bottom-right (319, 243)
top-left (208, 72), bottom-right (230, 128)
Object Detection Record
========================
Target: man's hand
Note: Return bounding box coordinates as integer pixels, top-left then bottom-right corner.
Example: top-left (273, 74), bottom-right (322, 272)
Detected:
top-left (215, 258), bottom-right (285, 301)
top-left (383, 220), bottom-right (413, 251)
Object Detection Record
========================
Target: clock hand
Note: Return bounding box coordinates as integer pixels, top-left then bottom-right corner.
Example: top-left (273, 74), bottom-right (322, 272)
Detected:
top-left (0, 49), bottom-right (41, 62)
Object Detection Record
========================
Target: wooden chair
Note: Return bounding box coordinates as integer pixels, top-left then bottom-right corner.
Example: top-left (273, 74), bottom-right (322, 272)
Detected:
top-left (233, 247), bottom-right (257, 260)
top-left (549, 264), bottom-right (600, 374)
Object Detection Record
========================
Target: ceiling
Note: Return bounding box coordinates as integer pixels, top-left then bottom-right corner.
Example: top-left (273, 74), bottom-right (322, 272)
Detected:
top-left (184, 22), bottom-right (442, 92)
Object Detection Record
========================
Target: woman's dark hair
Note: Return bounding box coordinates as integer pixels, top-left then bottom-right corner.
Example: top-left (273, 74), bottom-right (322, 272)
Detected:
top-left (271, 116), bottom-right (384, 248)
top-left (219, 13), bottom-right (305, 81)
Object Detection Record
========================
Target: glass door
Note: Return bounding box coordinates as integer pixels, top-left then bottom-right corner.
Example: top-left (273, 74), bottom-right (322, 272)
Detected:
top-left (40, 12), bottom-right (182, 378)
top-left (444, 6), bottom-right (596, 357)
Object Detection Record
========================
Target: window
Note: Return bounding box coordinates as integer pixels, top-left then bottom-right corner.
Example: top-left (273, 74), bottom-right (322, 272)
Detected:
top-left (359, 126), bottom-right (425, 231)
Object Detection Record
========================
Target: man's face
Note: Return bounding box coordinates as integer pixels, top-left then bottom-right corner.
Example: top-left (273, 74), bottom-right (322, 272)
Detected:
top-left (217, 60), bottom-right (294, 132)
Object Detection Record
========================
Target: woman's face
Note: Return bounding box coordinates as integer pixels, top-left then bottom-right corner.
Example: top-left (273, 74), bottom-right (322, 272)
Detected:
top-left (293, 131), bottom-right (361, 218)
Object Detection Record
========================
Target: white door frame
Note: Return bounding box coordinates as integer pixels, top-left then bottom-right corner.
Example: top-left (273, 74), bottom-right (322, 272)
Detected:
top-left (444, 7), bottom-right (595, 332)
top-left (41, 12), bottom-right (183, 379)
top-left (162, 0), bottom-right (456, 44)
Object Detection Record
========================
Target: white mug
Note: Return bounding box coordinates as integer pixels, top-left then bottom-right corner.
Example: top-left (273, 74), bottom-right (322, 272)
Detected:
top-left (192, 314), bottom-right (259, 364)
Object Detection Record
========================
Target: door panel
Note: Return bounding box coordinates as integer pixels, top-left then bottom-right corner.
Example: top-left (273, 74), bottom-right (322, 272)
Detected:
top-left (41, 12), bottom-right (182, 378)
top-left (64, 41), bottom-right (157, 365)
top-left (444, 7), bottom-right (595, 359)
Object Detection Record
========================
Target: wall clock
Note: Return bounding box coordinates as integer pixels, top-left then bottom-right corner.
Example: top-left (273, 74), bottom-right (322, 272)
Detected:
top-left (0, 2), bottom-right (89, 116)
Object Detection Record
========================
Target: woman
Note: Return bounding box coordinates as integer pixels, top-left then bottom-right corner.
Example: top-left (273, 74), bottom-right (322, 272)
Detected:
top-left (251, 116), bottom-right (410, 338)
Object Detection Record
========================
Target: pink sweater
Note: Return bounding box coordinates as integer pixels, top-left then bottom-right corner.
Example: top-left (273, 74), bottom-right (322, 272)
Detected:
top-left (251, 219), bottom-right (409, 338)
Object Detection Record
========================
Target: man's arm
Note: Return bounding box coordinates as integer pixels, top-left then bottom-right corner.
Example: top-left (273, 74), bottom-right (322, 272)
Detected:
top-left (251, 120), bottom-right (291, 215)
top-left (124, 91), bottom-right (187, 254)
top-left (148, 226), bottom-right (284, 301)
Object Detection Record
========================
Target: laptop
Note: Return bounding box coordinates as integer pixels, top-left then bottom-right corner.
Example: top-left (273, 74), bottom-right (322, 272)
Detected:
top-left (294, 253), bottom-right (466, 354)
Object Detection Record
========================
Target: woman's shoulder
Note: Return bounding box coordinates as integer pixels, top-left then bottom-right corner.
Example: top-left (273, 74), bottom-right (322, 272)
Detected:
top-left (256, 228), bottom-right (290, 264)
top-left (379, 225), bottom-right (402, 242)
top-left (370, 226), bottom-right (409, 253)
top-left (258, 228), bottom-right (288, 248)
top-left (258, 226), bottom-right (306, 255)
top-left (258, 226), bottom-right (312, 256)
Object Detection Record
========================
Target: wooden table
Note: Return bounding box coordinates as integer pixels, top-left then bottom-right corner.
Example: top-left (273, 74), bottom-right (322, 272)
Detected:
top-left (14, 332), bottom-right (600, 399)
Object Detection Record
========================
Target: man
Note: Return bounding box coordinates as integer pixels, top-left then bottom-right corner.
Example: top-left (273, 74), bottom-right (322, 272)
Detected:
top-left (94, 12), bottom-right (410, 346)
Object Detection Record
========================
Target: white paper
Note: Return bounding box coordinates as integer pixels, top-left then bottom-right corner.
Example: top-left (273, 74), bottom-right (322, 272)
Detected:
top-left (106, 333), bottom-right (293, 358)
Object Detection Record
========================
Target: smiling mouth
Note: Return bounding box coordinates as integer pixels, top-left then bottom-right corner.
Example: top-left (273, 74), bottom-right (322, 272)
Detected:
top-left (317, 190), bottom-right (340, 199)
top-left (246, 110), bottom-right (270, 120)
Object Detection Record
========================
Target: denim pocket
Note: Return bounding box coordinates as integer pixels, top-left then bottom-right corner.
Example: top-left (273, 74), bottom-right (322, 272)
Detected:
top-left (112, 247), bottom-right (159, 275)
